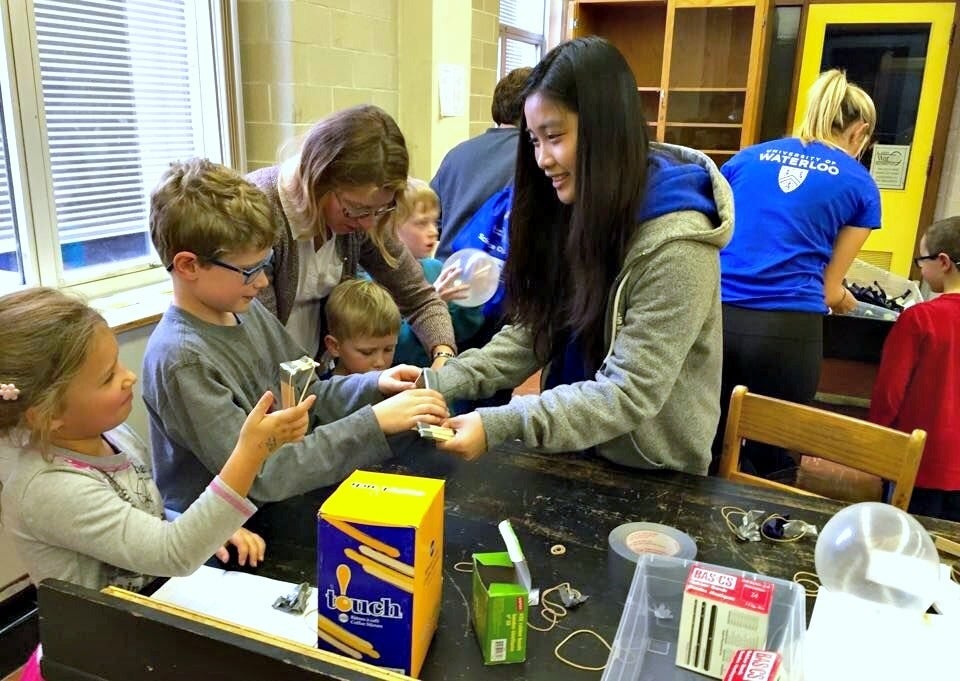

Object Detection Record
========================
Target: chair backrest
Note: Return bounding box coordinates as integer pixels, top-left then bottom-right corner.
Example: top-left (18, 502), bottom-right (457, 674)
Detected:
top-left (717, 385), bottom-right (926, 511)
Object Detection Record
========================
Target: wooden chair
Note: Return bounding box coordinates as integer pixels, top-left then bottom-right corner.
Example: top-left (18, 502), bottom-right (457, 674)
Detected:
top-left (718, 385), bottom-right (926, 511)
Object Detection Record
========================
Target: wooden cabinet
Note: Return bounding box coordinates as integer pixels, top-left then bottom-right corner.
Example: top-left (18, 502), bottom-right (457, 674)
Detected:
top-left (572, 0), bottom-right (772, 166)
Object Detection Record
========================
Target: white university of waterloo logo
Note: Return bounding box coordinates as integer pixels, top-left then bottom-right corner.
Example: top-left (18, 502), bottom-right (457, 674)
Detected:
top-left (778, 166), bottom-right (808, 193)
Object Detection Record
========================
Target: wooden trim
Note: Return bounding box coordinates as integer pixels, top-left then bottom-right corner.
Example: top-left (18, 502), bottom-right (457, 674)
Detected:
top-left (38, 580), bottom-right (410, 681)
top-left (657, 0), bottom-right (677, 141)
top-left (914, 3), bottom-right (960, 278)
top-left (742, 0), bottom-right (774, 144)
top-left (675, 0), bottom-right (755, 6)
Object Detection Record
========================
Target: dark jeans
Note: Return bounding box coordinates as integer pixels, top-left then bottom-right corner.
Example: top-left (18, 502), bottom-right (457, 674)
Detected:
top-left (908, 487), bottom-right (960, 522)
top-left (712, 304), bottom-right (823, 478)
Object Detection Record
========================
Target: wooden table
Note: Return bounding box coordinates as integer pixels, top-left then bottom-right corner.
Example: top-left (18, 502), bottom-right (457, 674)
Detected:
top-left (237, 441), bottom-right (960, 679)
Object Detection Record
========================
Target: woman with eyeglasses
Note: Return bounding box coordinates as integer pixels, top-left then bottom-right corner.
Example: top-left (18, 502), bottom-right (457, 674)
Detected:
top-left (432, 37), bottom-right (734, 475)
top-left (247, 105), bottom-right (456, 366)
top-left (712, 69), bottom-right (880, 476)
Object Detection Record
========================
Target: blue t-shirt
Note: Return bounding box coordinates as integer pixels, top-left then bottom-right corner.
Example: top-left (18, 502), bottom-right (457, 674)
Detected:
top-left (720, 138), bottom-right (881, 313)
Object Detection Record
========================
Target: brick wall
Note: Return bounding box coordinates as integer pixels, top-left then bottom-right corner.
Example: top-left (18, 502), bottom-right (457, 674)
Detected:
top-left (470, 0), bottom-right (499, 138)
top-left (238, 0), bottom-right (399, 171)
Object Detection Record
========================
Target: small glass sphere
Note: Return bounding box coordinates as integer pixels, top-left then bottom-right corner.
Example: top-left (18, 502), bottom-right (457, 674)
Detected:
top-left (815, 502), bottom-right (939, 612)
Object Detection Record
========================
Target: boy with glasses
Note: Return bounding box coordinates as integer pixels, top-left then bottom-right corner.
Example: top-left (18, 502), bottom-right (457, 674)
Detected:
top-left (870, 216), bottom-right (960, 520)
top-left (142, 159), bottom-right (449, 516)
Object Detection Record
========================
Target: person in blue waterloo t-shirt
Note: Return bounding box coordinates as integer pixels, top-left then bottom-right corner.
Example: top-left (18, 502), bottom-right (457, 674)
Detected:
top-left (714, 69), bottom-right (880, 476)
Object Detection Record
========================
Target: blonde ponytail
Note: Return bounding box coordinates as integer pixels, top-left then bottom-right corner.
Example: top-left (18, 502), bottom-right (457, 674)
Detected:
top-left (797, 69), bottom-right (876, 150)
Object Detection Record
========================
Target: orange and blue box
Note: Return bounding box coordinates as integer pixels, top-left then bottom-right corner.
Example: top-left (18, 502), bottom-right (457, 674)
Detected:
top-left (317, 470), bottom-right (444, 677)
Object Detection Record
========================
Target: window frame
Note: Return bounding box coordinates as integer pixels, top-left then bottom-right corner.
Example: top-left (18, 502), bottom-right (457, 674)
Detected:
top-left (0, 0), bottom-right (235, 300)
top-left (498, 25), bottom-right (545, 80)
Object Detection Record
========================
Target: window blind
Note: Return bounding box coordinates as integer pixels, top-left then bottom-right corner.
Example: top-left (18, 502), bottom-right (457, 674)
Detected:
top-left (503, 38), bottom-right (540, 75)
top-left (0, 92), bottom-right (22, 285)
top-left (34, 0), bottom-right (202, 269)
top-left (499, 0), bottom-right (545, 34)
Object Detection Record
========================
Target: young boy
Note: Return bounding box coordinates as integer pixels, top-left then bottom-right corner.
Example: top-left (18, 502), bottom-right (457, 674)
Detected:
top-left (323, 279), bottom-right (401, 375)
top-left (870, 216), bottom-right (960, 521)
top-left (393, 179), bottom-right (484, 366)
top-left (142, 159), bottom-right (448, 513)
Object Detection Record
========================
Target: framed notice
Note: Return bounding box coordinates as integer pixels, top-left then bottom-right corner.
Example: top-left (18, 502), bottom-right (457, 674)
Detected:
top-left (869, 144), bottom-right (911, 190)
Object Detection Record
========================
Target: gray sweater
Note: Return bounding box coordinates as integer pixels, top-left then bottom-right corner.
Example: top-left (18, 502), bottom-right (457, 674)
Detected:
top-left (142, 300), bottom-right (392, 513)
top-left (0, 425), bottom-right (254, 591)
top-left (437, 144), bottom-right (734, 475)
top-left (246, 165), bottom-right (456, 354)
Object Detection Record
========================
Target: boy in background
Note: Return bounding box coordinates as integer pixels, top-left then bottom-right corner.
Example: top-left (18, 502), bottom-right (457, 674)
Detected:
top-left (323, 279), bottom-right (401, 375)
top-left (142, 158), bottom-right (448, 514)
top-left (393, 178), bottom-right (484, 366)
top-left (870, 216), bottom-right (960, 520)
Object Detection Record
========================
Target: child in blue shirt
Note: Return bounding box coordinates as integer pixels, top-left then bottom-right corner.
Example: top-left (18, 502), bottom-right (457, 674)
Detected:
top-left (392, 179), bottom-right (484, 366)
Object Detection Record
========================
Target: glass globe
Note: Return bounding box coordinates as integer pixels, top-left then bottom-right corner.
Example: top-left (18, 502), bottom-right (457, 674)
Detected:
top-left (814, 502), bottom-right (939, 612)
top-left (441, 249), bottom-right (502, 308)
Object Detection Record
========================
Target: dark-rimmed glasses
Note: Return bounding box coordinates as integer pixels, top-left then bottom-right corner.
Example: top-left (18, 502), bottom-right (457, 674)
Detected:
top-left (335, 191), bottom-right (397, 221)
top-left (914, 253), bottom-right (960, 268)
top-left (166, 250), bottom-right (274, 285)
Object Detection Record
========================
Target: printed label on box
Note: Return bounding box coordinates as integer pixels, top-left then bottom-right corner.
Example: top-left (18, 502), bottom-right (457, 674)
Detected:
top-left (677, 564), bottom-right (774, 679)
top-left (722, 649), bottom-right (782, 681)
top-left (686, 566), bottom-right (774, 614)
top-left (471, 553), bottom-right (528, 665)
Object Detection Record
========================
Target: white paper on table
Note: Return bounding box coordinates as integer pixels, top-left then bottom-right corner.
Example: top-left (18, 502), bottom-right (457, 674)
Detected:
top-left (805, 587), bottom-right (958, 681)
top-left (150, 565), bottom-right (318, 647)
top-left (438, 63), bottom-right (465, 118)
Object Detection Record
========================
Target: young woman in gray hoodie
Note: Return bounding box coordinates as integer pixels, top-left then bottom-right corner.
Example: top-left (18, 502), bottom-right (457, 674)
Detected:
top-left (435, 36), bottom-right (733, 475)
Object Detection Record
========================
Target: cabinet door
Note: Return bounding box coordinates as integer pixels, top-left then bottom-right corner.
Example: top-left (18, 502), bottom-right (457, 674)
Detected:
top-left (662, 0), bottom-right (771, 166)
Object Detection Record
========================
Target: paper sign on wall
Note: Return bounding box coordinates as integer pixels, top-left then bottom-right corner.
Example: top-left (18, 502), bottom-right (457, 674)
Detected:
top-left (870, 144), bottom-right (911, 190)
top-left (438, 63), bottom-right (465, 118)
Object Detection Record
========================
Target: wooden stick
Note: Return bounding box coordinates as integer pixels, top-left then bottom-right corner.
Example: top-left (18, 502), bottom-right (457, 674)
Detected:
top-left (934, 534), bottom-right (960, 558)
top-left (318, 629), bottom-right (363, 660)
top-left (344, 548), bottom-right (414, 593)
top-left (360, 564), bottom-right (414, 594)
top-left (358, 544), bottom-right (415, 578)
top-left (318, 614), bottom-right (379, 658)
top-left (327, 519), bottom-right (400, 558)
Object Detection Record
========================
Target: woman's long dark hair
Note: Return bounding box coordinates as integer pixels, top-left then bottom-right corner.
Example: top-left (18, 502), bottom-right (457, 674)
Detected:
top-left (505, 36), bottom-right (649, 369)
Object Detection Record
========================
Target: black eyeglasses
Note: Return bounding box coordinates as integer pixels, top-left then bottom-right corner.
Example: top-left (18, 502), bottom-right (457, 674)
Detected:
top-left (914, 253), bottom-right (960, 269)
top-left (166, 250), bottom-right (274, 285)
top-left (335, 191), bottom-right (397, 221)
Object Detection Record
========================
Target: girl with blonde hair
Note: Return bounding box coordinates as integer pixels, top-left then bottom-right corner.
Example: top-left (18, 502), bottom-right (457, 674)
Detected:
top-left (247, 105), bottom-right (456, 366)
top-left (714, 69), bottom-right (881, 476)
top-left (0, 288), bottom-right (313, 679)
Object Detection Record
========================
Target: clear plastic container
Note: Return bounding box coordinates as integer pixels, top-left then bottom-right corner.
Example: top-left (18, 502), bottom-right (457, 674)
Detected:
top-left (601, 555), bottom-right (806, 681)
top-left (845, 300), bottom-right (899, 321)
top-left (844, 259), bottom-right (922, 310)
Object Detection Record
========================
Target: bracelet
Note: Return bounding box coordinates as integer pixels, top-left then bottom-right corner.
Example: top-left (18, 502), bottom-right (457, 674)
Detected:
top-left (433, 350), bottom-right (456, 360)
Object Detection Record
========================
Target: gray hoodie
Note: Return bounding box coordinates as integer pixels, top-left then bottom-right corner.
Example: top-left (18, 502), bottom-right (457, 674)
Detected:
top-left (436, 144), bottom-right (734, 475)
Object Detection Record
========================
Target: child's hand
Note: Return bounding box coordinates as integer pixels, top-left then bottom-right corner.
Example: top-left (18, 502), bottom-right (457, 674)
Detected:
top-left (437, 412), bottom-right (488, 461)
top-left (378, 364), bottom-right (421, 395)
top-left (434, 265), bottom-right (471, 303)
top-left (239, 391), bottom-right (316, 459)
top-left (372, 389), bottom-right (449, 434)
top-left (215, 528), bottom-right (266, 567)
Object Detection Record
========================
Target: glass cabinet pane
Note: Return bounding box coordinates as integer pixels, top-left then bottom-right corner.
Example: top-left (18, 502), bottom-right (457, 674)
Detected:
top-left (668, 7), bottom-right (756, 89)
